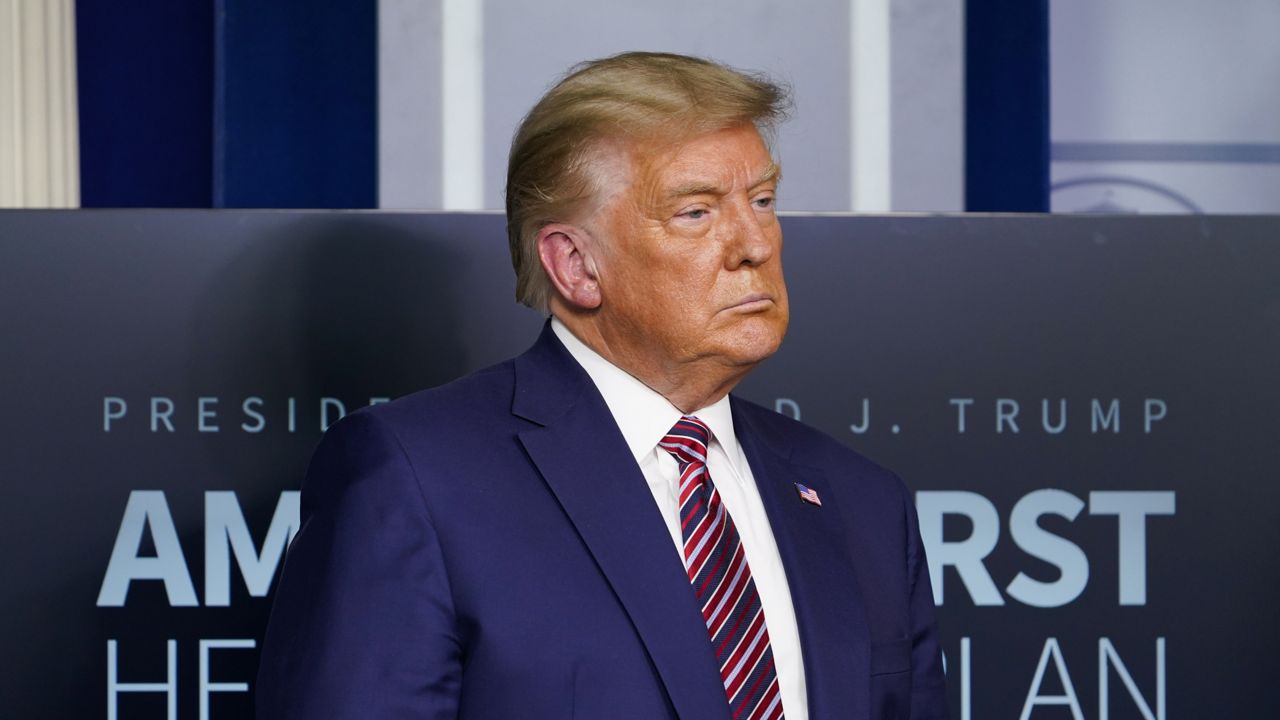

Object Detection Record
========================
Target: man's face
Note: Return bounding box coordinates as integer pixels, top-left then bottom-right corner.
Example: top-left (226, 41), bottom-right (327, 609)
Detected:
top-left (588, 123), bottom-right (789, 385)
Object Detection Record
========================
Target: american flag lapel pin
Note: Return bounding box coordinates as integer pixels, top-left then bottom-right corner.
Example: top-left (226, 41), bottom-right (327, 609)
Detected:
top-left (794, 482), bottom-right (822, 507)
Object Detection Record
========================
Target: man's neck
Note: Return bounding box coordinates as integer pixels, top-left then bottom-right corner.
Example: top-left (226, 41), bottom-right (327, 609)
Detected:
top-left (551, 313), bottom-right (748, 413)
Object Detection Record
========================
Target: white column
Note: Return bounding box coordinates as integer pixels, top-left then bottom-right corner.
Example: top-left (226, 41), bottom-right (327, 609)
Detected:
top-left (378, 0), bottom-right (440, 209)
top-left (850, 0), bottom-right (892, 212)
top-left (0, 0), bottom-right (79, 208)
top-left (441, 0), bottom-right (484, 210)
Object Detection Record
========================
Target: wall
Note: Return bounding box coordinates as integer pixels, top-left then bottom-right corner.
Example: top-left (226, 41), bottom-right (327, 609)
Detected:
top-left (377, 0), bottom-right (965, 213)
top-left (1050, 0), bottom-right (1280, 212)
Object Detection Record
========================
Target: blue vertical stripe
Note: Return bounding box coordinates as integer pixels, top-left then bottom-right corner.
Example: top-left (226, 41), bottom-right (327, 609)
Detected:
top-left (75, 0), bottom-right (376, 208)
top-left (212, 0), bottom-right (377, 208)
top-left (75, 0), bottom-right (214, 207)
top-left (964, 0), bottom-right (1050, 212)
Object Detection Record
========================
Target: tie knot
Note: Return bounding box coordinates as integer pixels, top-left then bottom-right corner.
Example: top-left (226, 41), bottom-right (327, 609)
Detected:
top-left (660, 416), bottom-right (711, 467)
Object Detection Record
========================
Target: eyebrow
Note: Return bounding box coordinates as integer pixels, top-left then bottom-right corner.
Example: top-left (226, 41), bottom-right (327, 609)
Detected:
top-left (755, 162), bottom-right (782, 187)
top-left (665, 162), bottom-right (782, 199)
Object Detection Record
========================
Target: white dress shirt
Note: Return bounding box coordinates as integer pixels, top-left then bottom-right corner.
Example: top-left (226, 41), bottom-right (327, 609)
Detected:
top-left (552, 319), bottom-right (809, 719)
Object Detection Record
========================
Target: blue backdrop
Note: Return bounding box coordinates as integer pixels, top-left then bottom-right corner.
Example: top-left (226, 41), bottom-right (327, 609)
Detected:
top-left (0, 211), bottom-right (1276, 718)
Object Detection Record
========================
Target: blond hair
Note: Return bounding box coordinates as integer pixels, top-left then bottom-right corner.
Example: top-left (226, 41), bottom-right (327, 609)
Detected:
top-left (505, 52), bottom-right (790, 310)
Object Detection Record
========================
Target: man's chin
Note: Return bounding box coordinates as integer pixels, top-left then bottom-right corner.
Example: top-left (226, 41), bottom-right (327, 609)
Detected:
top-left (717, 325), bottom-right (787, 367)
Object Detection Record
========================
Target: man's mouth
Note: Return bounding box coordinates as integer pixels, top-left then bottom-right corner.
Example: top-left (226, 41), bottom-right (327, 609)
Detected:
top-left (724, 293), bottom-right (774, 312)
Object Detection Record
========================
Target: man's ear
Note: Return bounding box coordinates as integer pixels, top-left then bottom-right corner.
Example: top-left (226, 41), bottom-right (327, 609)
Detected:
top-left (537, 223), bottom-right (602, 310)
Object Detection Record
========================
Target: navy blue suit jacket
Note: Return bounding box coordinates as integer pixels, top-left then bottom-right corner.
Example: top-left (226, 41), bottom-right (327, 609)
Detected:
top-left (257, 324), bottom-right (948, 719)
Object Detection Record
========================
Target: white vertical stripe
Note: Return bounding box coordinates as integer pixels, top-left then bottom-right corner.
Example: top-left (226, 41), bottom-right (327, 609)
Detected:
top-left (850, 0), bottom-right (892, 212)
top-left (0, 0), bottom-right (78, 208)
top-left (45, 0), bottom-right (64, 205)
top-left (19, 0), bottom-right (48, 206)
top-left (1, 0), bottom-right (21, 205)
top-left (61, 0), bottom-right (79, 207)
top-left (378, 0), bottom-right (438, 208)
top-left (441, 0), bottom-right (484, 210)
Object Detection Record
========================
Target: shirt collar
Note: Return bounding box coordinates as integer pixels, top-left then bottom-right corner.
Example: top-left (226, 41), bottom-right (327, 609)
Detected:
top-left (551, 317), bottom-right (739, 463)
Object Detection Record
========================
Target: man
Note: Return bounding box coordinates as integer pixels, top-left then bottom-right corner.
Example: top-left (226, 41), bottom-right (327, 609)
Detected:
top-left (257, 52), bottom-right (948, 719)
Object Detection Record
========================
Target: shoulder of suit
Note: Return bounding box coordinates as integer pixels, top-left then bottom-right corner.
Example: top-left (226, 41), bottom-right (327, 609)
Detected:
top-left (342, 358), bottom-right (519, 436)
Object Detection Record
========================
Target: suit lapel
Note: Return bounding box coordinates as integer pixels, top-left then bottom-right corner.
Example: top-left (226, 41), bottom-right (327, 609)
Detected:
top-left (513, 325), bottom-right (732, 720)
top-left (733, 398), bottom-right (872, 720)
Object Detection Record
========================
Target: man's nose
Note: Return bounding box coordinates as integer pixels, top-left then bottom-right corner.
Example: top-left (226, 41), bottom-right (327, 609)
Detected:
top-left (725, 199), bottom-right (777, 268)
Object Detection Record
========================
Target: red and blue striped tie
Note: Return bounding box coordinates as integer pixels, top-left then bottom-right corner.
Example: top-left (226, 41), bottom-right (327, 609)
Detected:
top-left (661, 416), bottom-right (785, 720)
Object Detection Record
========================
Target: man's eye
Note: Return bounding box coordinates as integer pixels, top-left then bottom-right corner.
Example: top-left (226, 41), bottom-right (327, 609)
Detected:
top-left (682, 209), bottom-right (708, 220)
top-left (754, 196), bottom-right (775, 210)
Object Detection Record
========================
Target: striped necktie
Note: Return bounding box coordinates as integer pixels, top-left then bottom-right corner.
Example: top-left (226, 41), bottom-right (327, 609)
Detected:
top-left (661, 416), bottom-right (785, 720)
